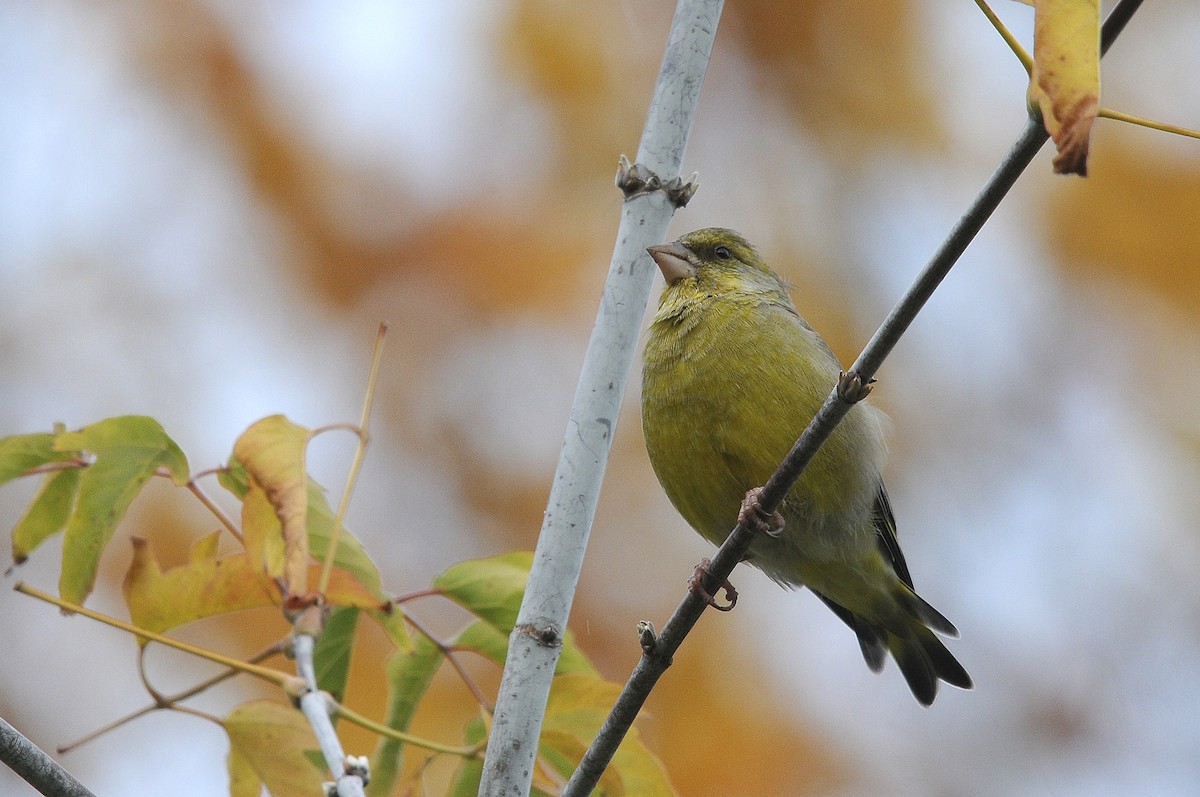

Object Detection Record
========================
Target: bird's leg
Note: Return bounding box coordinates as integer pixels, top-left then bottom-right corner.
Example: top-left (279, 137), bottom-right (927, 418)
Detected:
top-left (739, 486), bottom-right (785, 538)
top-left (688, 558), bottom-right (738, 612)
top-left (837, 370), bottom-right (876, 404)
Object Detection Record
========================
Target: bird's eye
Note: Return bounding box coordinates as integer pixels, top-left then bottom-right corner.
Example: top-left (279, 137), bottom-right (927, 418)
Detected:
top-left (714, 245), bottom-right (732, 260)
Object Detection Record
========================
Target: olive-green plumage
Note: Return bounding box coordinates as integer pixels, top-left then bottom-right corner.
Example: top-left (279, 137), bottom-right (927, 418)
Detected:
top-left (641, 228), bottom-right (970, 705)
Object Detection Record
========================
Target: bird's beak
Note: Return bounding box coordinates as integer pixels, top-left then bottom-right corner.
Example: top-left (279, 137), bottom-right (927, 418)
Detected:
top-left (646, 242), bottom-right (697, 283)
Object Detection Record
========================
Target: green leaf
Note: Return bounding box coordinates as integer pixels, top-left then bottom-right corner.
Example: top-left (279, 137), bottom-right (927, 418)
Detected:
top-left (218, 459), bottom-right (250, 498)
top-left (366, 634), bottom-right (445, 797)
top-left (313, 606), bottom-right (359, 703)
top-left (11, 468), bottom-right (81, 564)
top-left (449, 620), bottom-right (509, 666)
top-left (226, 743), bottom-right (261, 797)
top-left (370, 605), bottom-right (412, 651)
top-left (445, 718), bottom-right (487, 797)
top-left (0, 431), bottom-right (76, 485)
top-left (433, 551), bottom-right (534, 630)
top-left (307, 481), bottom-right (384, 598)
top-left (53, 416), bottom-right (190, 605)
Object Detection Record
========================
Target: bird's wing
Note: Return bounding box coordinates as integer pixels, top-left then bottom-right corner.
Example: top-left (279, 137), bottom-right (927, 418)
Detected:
top-left (872, 485), bottom-right (914, 589)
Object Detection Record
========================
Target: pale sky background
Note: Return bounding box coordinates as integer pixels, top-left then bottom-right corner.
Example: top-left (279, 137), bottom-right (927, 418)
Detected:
top-left (3, 2), bottom-right (1200, 796)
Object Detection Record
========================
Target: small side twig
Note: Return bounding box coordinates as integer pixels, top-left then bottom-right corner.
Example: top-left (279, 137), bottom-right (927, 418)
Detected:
top-left (317, 322), bottom-right (387, 597)
top-left (184, 476), bottom-right (243, 542)
top-left (403, 612), bottom-right (493, 711)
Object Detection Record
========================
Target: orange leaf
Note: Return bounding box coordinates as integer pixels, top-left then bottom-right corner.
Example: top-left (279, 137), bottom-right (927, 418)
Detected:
top-left (232, 415), bottom-right (311, 599)
top-left (1028, 0), bottom-right (1100, 175)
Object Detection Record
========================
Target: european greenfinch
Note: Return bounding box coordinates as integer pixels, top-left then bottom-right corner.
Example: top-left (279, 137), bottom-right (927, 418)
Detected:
top-left (641, 227), bottom-right (971, 705)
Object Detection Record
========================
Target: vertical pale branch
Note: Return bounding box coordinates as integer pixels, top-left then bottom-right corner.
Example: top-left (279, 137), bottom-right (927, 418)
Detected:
top-left (293, 629), bottom-right (367, 797)
top-left (476, 1), bottom-right (724, 795)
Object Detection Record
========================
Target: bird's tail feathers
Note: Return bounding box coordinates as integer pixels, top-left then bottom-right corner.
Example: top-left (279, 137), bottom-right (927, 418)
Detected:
top-left (814, 585), bottom-right (971, 706)
top-left (887, 624), bottom-right (973, 706)
top-left (903, 589), bottom-right (959, 637)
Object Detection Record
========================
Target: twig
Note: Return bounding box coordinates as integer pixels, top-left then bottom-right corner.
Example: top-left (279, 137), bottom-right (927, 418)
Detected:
top-left (184, 476), bottom-right (243, 542)
top-left (56, 641), bottom-right (286, 754)
top-left (403, 612), bottom-right (493, 711)
top-left (561, 2), bottom-right (1145, 793)
top-left (318, 322), bottom-right (387, 596)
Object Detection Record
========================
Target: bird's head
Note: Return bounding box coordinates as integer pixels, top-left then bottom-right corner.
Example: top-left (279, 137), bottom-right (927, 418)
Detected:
top-left (646, 228), bottom-right (786, 296)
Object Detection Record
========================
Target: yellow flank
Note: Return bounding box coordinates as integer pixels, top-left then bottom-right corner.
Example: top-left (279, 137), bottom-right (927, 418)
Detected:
top-left (640, 228), bottom-right (971, 706)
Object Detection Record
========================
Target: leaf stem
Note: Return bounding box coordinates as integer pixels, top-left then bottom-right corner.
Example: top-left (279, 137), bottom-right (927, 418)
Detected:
top-left (333, 702), bottom-right (482, 758)
top-left (1099, 107), bottom-right (1200, 140)
top-left (975, 0), bottom-right (1031, 73)
top-left (13, 582), bottom-right (290, 687)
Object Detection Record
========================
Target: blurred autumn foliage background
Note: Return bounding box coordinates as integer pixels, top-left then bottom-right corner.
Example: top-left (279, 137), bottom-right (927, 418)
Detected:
top-left (3, 1), bottom-right (1200, 795)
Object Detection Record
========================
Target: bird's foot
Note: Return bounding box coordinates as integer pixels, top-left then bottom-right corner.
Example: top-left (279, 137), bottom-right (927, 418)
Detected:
top-left (739, 487), bottom-right (785, 538)
top-left (688, 558), bottom-right (738, 612)
top-left (615, 155), bottom-right (699, 207)
top-left (837, 370), bottom-right (876, 404)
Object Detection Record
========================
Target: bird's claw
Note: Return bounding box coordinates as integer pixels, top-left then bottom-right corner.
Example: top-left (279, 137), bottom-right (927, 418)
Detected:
top-left (689, 558), bottom-right (738, 611)
top-left (837, 370), bottom-right (875, 404)
top-left (615, 155), bottom-right (699, 207)
top-left (739, 487), bottom-right (785, 537)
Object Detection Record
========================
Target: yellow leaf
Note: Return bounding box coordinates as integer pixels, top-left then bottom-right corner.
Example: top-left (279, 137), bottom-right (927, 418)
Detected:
top-left (226, 744), bottom-right (261, 797)
top-left (233, 415), bottom-right (311, 600)
top-left (541, 673), bottom-right (677, 797)
top-left (224, 701), bottom-right (325, 797)
top-left (123, 536), bottom-right (385, 642)
top-left (1028, 0), bottom-right (1100, 175)
top-left (123, 536), bottom-right (275, 639)
top-left (242, 482), bottom-right (288, 582)
top-left (190, 528), bottom-right (222, 562)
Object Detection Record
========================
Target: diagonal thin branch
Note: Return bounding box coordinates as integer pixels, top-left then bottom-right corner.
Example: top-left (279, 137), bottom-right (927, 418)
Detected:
top-left (562, 2), bottom-right (1144, 793)
top-left (0, 716), bottom-right (97, 797)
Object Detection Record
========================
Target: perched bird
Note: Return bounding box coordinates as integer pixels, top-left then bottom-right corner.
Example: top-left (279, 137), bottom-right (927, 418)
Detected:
top-left (641, 227), bottom-right (971, 705)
